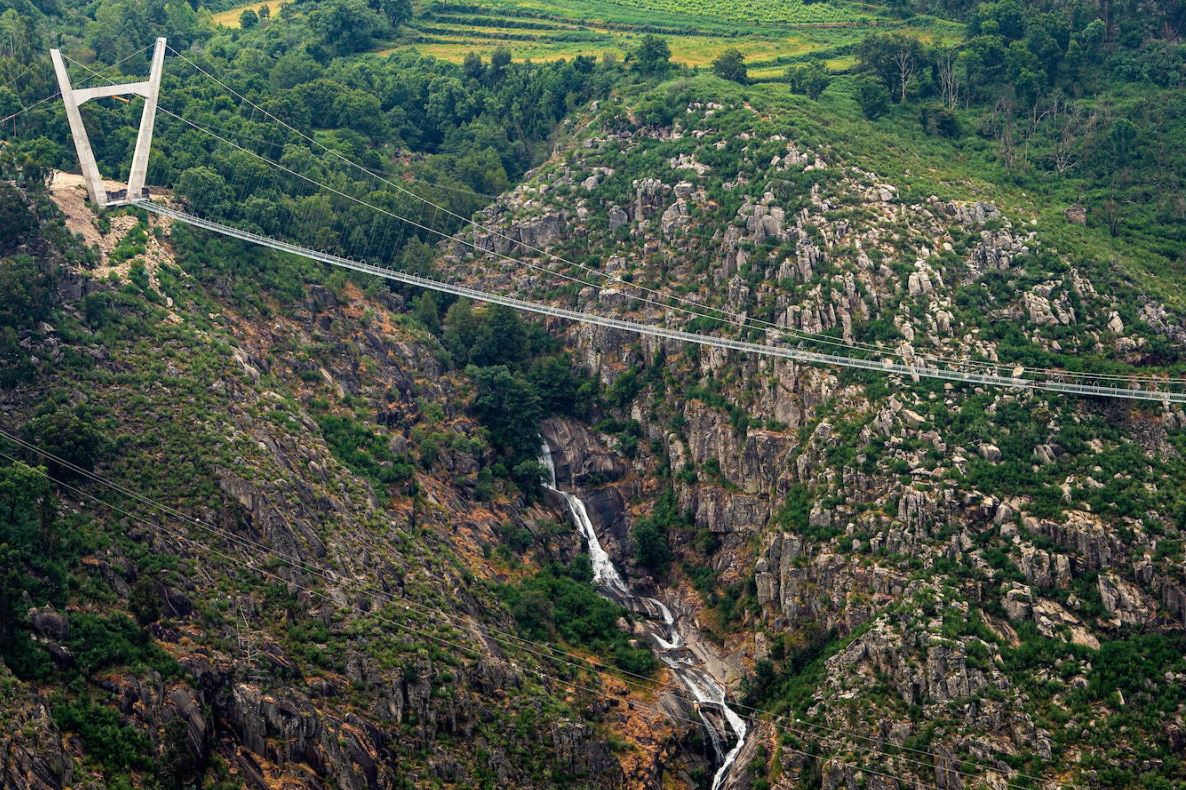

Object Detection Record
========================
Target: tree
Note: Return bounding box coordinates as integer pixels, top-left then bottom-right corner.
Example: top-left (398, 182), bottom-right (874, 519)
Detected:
top-left (920, 105), bottom-right (961, 138)
top-left (489, 47), bottom-right (512, 81)
top-left (787, 62), bottom-right (831, 99)
top-left (333, 89), bottom-right (388, 139)
top-left (20, 410), bottom-right (107, 475)
top-left (411, 292), bottom-right (441, 334)
top-left (857, 33), bottom-right (925, 103)
top-left (175, 166), bottom-right (230, 215)
top-left (712, 48), bottom-right (748, 84)
top-left (628, 35), bottom-right (672, 77)
top-left (468, 365), bottom-right (542, 464)
top-left (470, 305), bottom-right (527, 367)
top-left (307, 0), bottom-right (389, 55)
top-left (0, 328), bottom-right (33, 388)
top-left (632, 520), bottom-right (671, 574)
top-left (0, 461), bottom-right (53, 658)
top-left (893, 44), bottom-right (919, 102)
top-left (969, 0), bottom-right (1027, 43)
top-left (527, 355), bottom-right (593, 417)
top-left (89, 0), bottom-right (150, 64)
top-left (0, 254), bottom-right (52, 341)
top-left (962, 35), bottom-right (1009, 101)
top-left (239, 8), bottom-right (259, 28)
top-left (0, 184), bottom-right (37, 255)
top-left (855, 76), bottom-right (891, 119)
top-left (463, 52), bottom-right (484, 81)
top-left (933, 45), bottom-right (960, 108)
top-left (129, 577), bottom-right (161, 625)
top-left (371, 0), bottom-right (412, 28)
top-left (1109, 117), bottom-right (1138, 164)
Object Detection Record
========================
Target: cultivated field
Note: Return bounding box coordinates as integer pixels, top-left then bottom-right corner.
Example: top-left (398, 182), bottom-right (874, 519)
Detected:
top-left (210, 0), bottom-right (281, 27)
top-left (395, 0), bottom-right (959, 72)
top-left (211, 0), bottom-right (959, 74)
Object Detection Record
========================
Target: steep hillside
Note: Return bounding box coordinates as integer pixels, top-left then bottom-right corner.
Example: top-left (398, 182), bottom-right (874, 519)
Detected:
top-left (436, 80), bottom-right (1186, 788)
top-left (0, 164), bottom-right (716, 789)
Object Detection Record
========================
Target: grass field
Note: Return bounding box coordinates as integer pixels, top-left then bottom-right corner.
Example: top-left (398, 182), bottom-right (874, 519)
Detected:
top-left (383, 0), bottom-right (959, 70)
top-left (211, 0), bottom-right (282, 27)
top-left (211, 0), bottom-right (959, 74)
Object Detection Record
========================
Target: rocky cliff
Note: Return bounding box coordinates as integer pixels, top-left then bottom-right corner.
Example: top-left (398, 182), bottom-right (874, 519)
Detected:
top-left (437, 87), bottom-right (1186, 787)
top-left (0, 175), bottom-right (695, 789)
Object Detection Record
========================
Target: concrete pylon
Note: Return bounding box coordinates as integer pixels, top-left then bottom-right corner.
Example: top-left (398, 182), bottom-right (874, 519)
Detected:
top-left (50, 38), bottom-right (166, 207)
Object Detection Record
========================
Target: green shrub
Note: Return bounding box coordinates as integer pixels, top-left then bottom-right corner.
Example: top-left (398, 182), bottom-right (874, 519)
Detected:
top-left (316, 412), bottom-right (415, 492)
top-left (52, 696), bottom-right (154, 773)
top-left (500, 568), bottom-right (657, 676)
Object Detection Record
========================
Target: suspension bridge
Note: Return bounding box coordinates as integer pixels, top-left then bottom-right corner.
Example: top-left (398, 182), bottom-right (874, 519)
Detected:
top-left (17, 39), bottom-right (1186, 404)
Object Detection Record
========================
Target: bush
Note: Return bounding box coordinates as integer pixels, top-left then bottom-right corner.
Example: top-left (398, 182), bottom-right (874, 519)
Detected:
top-left (787, 63), bottom-right (831, 99)
top-left (632, 520), bottom-right (672, 575)
top-left (68, 612), bottom-right (178, 677)
top-left (316, 412), bottom-right (415, 492)
top-left (468, 364), bottom-right (543, 465)
top-left (0, 184), bottom-right (37, 255)
top-left (920, 105), bottom-right (961, 138)
top-left (712, 49), bottom-right (748, 84)
top-left (52, 697), bottom-right (154, 773)
top-left (854, 76), bottom-right (891, 120)
top-left (628, 35), bottom-right (672, 77)
top-left (631, 490), bottom-right (682, 575)
top-left (20, 409), bottom-right (108, 474)
top-left (500, 568), bottom-right (658, 675)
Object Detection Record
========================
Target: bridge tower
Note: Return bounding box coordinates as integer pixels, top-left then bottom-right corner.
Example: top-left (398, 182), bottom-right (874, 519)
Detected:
top-left (50, 37), bottom-right (166, 207)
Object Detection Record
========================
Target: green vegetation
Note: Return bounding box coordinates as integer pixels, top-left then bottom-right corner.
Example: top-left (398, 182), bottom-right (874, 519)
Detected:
top-left (500, 563), bottom-right (658, 675)
top-left (382, 0), bottom-right (891, 68)
top-left (52, 697), bottom-right (155, 774)
top-left (630, 489), bottom-right (680, 575)
top-left (316, 411), bottom-right (416, 492)
top-left (845, 1), bottom-right (1186, 289)
top-left (711, 48), bottom-right (748, 84)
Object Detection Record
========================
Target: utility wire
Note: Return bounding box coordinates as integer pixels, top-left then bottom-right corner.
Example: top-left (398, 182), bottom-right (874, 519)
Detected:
top-left (165, 46), bottom-right (1186, 387)
top-left (0, 427), bottom-right (1056, 788)
top-left (47, 464), bottom-right (949, 790)
top-left (0, 440), bottom-right (952, 790)
top-left (54, 44), bottom-right (1186, 391)
top-left (132, 107), bottom-right (1186, 400)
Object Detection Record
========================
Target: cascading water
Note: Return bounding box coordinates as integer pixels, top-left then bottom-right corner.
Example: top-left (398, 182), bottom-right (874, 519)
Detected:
top-left (540, 443), bottom-right (748, 790)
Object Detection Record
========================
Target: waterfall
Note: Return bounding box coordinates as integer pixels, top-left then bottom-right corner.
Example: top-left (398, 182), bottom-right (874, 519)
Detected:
top-left (540, 443), bottom-right (748, 790)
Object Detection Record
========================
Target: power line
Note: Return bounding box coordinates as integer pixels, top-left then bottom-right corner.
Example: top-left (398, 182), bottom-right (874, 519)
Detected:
top-left (0, 38), bottom-right (1081, 787)
top-left (142, 105), bottom-right (1186, 402)
top-left (51, 42), bottom-right (1186, 392)
top-left (1, 424), bottom-right (1060, 788)
top-left (0, 435), bottom-right (963, 790)
top-left (165, 47), bottom-right (1186, 388)
top-left (141, 198), bottom-right (1186, 405)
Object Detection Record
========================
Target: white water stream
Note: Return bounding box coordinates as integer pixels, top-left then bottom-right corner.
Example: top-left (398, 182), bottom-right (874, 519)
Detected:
top-left (540, 444), bottom-right (748, 790)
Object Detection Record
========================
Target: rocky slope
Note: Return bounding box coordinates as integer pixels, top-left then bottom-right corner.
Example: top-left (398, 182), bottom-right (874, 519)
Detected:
top-left (437, 86), bottom-right (1186, 787)
top-left (0, 174), bottom-right (708, 789)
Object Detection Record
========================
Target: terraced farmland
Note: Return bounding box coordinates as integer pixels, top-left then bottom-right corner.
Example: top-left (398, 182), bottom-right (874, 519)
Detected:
top-left (211, 0), bottom-right (958, 74)
top-left (390, 0), bottom-right (916, 68)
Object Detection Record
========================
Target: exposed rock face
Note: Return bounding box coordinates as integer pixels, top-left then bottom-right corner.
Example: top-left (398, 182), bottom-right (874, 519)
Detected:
top-left (1098, 572), bottom-right (1156, 625)
top-left (0, 697), bottom-right (74, 790)
top-left (543, 418), bottom-right (629, 486)
top-left (633, 178), bottom-right (669, 223)
top-left (1, 185), bottom-right (674, 790)
top-left (432, 96), bottom-right (1186, 789)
